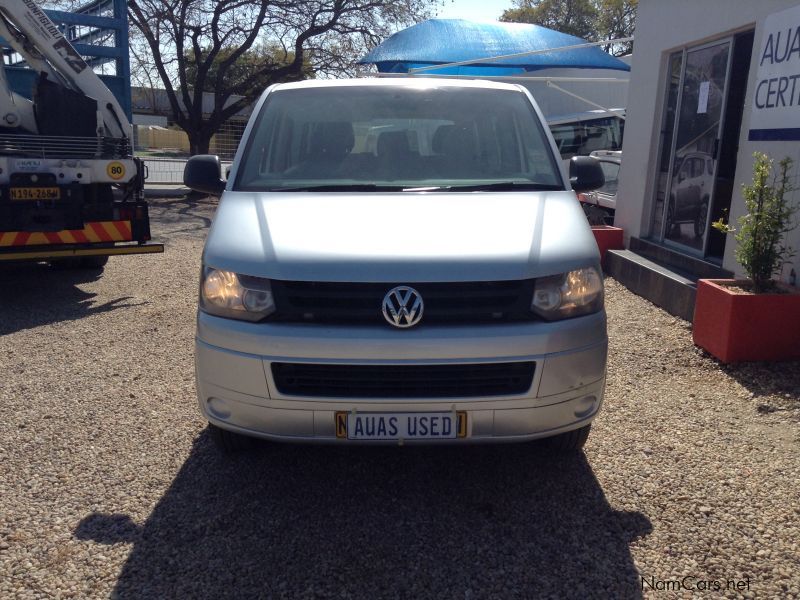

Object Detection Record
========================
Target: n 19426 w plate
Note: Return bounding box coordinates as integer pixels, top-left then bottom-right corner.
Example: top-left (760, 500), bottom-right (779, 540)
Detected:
top-left (10, 187), bottom-right (61, 201)
top-left (336, 411), bottom-right (467, 440)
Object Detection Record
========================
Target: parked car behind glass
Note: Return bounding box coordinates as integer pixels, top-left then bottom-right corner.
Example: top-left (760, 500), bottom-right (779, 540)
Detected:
top-left (667, 151), bottom-right (714, 238)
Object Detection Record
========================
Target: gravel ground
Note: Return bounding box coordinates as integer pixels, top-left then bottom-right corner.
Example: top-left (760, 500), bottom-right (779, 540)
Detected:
top-left (1, 195), bottom-right (798, 599)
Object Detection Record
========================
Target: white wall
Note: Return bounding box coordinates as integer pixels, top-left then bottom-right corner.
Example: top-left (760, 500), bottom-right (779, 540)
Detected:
top-left (616, 0), bottom-right (800, 284)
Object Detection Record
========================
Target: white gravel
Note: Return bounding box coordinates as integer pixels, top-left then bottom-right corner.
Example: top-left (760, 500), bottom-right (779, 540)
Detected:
top-left (0, 195), bottom-right (798, 599)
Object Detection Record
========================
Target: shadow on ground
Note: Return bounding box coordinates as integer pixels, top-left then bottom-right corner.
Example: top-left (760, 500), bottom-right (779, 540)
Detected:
top-left (720, 359), bottom-right (800, 415)
top-left (77, 434), bottom-right (652, 599)
top-left (0, 263), bottom-right (141, 335)
top-left (148, 194), bottom-right (217, 239)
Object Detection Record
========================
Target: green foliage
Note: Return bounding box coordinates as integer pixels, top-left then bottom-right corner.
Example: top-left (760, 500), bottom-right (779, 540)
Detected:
top-left (502, 0), bottom-right (597, 40)
top-left (500, 0), bottom-right (636, 56)
top-left (594, 0), bottom-right (636, 54)
top-left (184, 46), bottom-right (314, 96)
top-left (712, 153), bottom-right (800, 292)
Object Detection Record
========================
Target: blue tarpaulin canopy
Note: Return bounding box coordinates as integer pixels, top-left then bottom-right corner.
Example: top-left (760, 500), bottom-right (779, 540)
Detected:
top-left (360, 19), bottom-right (630, 76)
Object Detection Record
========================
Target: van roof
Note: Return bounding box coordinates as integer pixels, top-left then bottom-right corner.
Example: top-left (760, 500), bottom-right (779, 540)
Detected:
top-left (271, 77), bottom-right (525, 93)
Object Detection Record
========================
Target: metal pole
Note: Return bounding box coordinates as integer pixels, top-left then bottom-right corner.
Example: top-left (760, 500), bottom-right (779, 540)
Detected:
top-left (545, 81), bottom-right (626, 120)
top-left (113, 0), bottom-right (131, 121)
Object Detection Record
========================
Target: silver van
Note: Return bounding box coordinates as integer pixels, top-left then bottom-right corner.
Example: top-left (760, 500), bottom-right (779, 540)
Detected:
top-left (185, 78), bottom-right (607, 451)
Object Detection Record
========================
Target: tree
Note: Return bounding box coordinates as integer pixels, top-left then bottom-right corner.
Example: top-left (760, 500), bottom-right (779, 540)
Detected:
top-left (500, 0), bottom-right (636, 56)
top-left (594, 0), bottom-right (636, 55)
top-left (502, 0), bottom-right (597, 40)
top-left (127, 0), bottom-right (437, 154)
top-left (184, 46), bottom-right (314, 95)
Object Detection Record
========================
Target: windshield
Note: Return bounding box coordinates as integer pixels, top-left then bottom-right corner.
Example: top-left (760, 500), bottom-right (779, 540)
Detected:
top-left (549, 116), bottom-right (624, 160)
top-left (234, 85), bottom-right (564, 191)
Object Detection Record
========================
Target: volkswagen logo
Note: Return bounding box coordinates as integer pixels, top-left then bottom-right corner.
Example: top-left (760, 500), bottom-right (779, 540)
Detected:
top-left (382, 286), bottom-right (424, 328)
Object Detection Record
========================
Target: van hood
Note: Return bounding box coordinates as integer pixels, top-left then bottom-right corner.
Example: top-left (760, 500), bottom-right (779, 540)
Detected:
top-left (202, 191), bottom-right (600, 282)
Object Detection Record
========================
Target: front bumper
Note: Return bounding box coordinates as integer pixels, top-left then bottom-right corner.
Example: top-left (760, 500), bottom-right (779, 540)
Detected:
top-left (195, 310), bottom-right (607, 444)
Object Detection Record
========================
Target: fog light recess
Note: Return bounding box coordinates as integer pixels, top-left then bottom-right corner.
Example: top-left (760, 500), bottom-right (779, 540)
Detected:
top-left (207, 397), bottom-right (232, 419)
top-left (573, 395), bottom-right (597, 419)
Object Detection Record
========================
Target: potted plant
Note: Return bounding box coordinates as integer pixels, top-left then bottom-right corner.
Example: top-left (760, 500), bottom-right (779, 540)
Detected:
top-left (693, 152), bottom-right (800, 363)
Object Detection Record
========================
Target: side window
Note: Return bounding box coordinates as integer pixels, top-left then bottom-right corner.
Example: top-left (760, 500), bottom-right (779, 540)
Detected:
top-left (598, 160), bottom-right (620, 193)
top-left (548, 116), bottom-right (624, 159)
top-left (599, 161), bottom-right (620, 182)
top-left (550, 123), bottom-right (582, 159)
top-left (694, 158), bottom-right (705, 178)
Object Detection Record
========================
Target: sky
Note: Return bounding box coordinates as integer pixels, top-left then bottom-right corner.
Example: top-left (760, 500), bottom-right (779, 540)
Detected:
top-left (436, 0), bottom-right (512, 22)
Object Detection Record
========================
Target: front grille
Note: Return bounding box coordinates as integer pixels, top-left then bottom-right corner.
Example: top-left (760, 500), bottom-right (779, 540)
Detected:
top-left (271, 362), bottom-right (536, 398)
top-left (269, 280), bottom-right (536, 324)
top-left (0, 134), bottom-right (131, 159)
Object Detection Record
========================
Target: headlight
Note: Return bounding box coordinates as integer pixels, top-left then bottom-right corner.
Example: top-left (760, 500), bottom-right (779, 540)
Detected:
top-left (199, 267), bottom-right (276, 322)
top-left (531, 267), bottom-right (603, 320)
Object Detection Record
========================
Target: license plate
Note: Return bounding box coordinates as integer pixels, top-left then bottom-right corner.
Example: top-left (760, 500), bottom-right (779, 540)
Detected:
top-left (10, 187), bottom-right (61, 201)
top-left (336, 411), bottom-right (467, 440)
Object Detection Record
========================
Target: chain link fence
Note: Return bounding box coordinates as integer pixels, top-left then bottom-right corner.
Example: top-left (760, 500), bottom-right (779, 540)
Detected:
top-left (141, 157), bottom-right (233, 185)
top-left (134, 119), bottom-right (245, 184)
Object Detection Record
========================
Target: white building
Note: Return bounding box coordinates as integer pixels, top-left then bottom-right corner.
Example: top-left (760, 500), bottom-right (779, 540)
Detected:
top-left (611, 0), bottom-right (800, 319)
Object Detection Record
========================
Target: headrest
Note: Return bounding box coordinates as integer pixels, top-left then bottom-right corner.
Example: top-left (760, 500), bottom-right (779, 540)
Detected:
top-left (310, 122), bottom-right (354, 157)
top-left (432, 124), bottom-right (455, 153)
top-left (377, 131), bottom-right (411, 157)
top-left (438, 124), bottom-right (477, 161)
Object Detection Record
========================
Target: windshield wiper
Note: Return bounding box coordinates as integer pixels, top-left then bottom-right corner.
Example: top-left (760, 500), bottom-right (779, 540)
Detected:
top-left (443, 182), bottom-right (564, 192)
top-left (266, 184), bottom-right (404, 192)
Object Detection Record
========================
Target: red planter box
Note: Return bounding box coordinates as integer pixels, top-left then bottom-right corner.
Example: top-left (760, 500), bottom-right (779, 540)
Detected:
top-left (591, 225), bottom-right (624, 269)
top-left (693, 279), bottom-right (800, 363)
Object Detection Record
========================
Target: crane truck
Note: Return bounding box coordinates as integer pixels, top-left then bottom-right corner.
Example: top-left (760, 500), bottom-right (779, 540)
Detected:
top-left (0, 0), bottom-right (162, 267)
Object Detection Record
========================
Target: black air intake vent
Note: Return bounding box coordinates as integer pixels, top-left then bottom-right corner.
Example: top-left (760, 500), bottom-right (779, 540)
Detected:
top-left (271, 362), bottom-right (536, 398)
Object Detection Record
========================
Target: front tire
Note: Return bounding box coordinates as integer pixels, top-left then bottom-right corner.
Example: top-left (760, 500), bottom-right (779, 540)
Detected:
top-left (666, 200), bottom-right (676, 236)
top-left (546, 424), bottom-right (591, 451)
top-left (208, 423), bottom-right (256, 453)
top-left (694, 199), bottom-right (708, 238)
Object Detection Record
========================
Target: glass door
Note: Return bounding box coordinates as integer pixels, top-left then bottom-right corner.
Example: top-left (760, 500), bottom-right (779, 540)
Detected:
top-left (650, 39), bottom-right (733, 255)
top-left (650, 52), bottom-right (683, 241)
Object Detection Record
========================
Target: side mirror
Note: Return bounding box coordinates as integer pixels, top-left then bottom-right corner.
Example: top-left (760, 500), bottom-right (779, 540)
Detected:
top-left (184, 155), bottom-right (225, 195)
top-left (569, 156), bottom-right (605, 193)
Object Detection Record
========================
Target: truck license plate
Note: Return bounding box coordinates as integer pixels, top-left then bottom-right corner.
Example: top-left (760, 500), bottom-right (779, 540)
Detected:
top-left (335, 411), bottom-right (467, 440)
top-left (10, 187), bottom-right (61, 201)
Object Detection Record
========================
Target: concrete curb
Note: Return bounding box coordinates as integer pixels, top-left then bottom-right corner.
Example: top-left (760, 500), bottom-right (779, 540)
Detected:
top-left (144, 185), bottom-right (190, 198)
